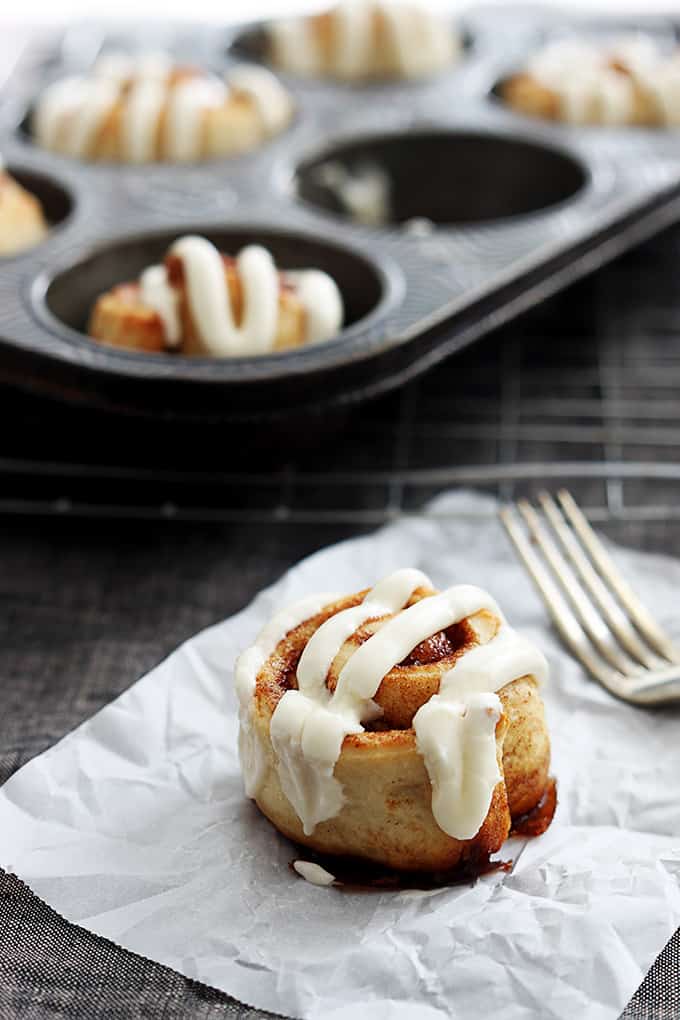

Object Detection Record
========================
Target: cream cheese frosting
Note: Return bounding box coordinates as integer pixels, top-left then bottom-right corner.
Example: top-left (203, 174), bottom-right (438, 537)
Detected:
top-left (235, 569), bottom-right (548, 842)
top-left (293, 860), bottom-right (336, 885)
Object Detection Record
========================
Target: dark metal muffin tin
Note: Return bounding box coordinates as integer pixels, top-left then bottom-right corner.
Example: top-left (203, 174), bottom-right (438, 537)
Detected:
top-left (2, 7), bottom-right (680, 422)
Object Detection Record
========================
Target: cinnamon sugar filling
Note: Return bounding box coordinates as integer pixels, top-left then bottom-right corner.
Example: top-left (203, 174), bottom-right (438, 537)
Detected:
top-left (257, 593), bottom-right (495, 731)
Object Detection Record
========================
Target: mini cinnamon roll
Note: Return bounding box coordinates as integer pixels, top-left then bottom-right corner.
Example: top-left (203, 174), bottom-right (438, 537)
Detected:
top-left (0, 159), bottom-right (49, 255)
top-left (33, 54), bottom-right (293, 163)
top-left (269, 1), bottom-right (460, 81)
top-left (235, 569), bottom-right (553, 874)
top-left (89, 235), bottom-right (344, 357)
top-left (502, 35), bottom-right (680, 127)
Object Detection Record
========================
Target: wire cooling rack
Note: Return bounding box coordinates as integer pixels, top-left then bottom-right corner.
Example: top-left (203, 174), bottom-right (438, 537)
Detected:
top-left (2, 221), bottom-right (680, 551)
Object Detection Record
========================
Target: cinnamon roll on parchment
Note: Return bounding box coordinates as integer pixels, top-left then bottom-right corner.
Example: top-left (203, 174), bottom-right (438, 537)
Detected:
top-left (269, 1), bottom-right (460, 82)
top-left (235, 569), bottom-right (553, 875)
top-left (33, 54), bottom-right (293, 163)
top-left (0, 160), bottom-right (49, 255)
top-left (89, 235), bottom-right (344, 357)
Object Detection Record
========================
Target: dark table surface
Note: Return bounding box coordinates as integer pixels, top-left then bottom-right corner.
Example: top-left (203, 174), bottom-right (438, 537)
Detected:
top-left (2, 226), bottom-right (680, 1018)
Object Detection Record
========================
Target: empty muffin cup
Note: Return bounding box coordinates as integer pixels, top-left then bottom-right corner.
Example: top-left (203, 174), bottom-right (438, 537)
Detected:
top-left (295, 130), bottom-right (587, 227)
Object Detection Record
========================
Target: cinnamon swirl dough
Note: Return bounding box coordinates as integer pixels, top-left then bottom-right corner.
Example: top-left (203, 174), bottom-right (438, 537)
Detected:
top-left (89, 235), bottom-right (344, 356)
top-left (503, 35), bottom-right (680, 127)
top-left (269, 1), bottom-right (460, 81)
top-left (236, 569), bottom-right (552, 872)
top-left (33, 54), bottom-right (293, 163)
top-left (0, 159), bottom-right (49, 255)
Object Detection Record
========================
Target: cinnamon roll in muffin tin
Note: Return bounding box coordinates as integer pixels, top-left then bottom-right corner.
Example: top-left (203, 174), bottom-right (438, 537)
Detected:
top-left (1, 8), bottom-right (680, 421)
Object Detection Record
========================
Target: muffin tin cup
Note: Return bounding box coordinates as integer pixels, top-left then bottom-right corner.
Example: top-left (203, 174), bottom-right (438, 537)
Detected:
top-left (1, 7), bottom-right (680, 422)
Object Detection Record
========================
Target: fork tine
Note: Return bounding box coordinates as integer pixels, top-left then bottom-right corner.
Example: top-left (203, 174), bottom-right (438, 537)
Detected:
top-left (557, 490), bottom-right (680, 664)
top-left (516, 499), bottom-right (639, 676)
top-left (499, 506), bottom-right (624, 692)
top-left (625, 664), bottom-right (680, 704)
top-left (538, 491), bottom-right (662, 670)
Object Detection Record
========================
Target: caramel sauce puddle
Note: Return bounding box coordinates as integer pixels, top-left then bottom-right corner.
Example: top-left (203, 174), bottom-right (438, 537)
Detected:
top-left (510, 777), bottom-right (557, 839)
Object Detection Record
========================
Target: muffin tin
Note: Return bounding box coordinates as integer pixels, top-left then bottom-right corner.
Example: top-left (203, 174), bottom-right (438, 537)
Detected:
top-left (2, 7), bottom-right (680, 422)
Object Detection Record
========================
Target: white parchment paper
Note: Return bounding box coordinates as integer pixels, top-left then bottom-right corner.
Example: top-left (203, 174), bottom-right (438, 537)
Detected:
top-left (1, 491), bottom-right (679, 1020)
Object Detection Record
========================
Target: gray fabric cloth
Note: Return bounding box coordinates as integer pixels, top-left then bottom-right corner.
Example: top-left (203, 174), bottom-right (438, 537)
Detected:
top-left (1, 231), bottom-right (680, 1017)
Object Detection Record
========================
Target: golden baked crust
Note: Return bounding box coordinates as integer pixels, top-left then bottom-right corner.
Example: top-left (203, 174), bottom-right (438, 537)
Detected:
top-left (249, 586), bottom-right (551, 872)
top-left (0, 171), bottom-right (49, 256)
top-left (88, 255), bottom-right (307, 355)
top-left (501, 73), bottom-right (562, 122)
top-left (89, 283), bottom-right (167, 353)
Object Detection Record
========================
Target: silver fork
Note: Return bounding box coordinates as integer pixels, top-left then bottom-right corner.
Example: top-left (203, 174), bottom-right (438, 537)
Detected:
top-left (500, 489), bottom-right (680, 705)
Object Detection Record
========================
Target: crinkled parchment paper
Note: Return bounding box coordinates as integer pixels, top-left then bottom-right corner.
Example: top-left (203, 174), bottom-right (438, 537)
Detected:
top-left (1, 491), bottom-right (679, 1020)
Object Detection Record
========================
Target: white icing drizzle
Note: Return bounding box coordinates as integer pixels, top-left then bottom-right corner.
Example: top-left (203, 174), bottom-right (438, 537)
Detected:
top-left (271, 18), bottom-right (322, 76)
top-left (63, 77), bottom-right (119, 157)
top-left (235, 593), bottom-right (341, 798)
top-left (171, 236), bottom-right (278, 356)
top-left (123, 78), bottom-right (167, 163)
top-left (417, 3), bottom-right (460, 73)
top-left (334, 2), bottom-right (374, 79)
top-left (642, 61), bottom-right (680, 126)
top-left (33, 77), bottom-right (87, 151)
top-left (237, 569), bottom-right (548, 842)
top-left (271, 1), bottom-right (456, 80)
top-left (414, 624), bottom-right (548, 839)
top-left (382, 3), bottom-right (449, 79)
top-left (555, 68), bottom-right (633, 126)
top-left (284, 270), bottom-right (344, 344)
top-left (594, 70), bottom-right (635, 125)
top-left (34, 55), bottom-right (290, 163)
top-left (293, 860), bottom-right (336, 885)
top-left (164, 78), bottom-right (226, 163)
top-left (139, 265), bottom-right (181, 347)
top-left (227, 65), bottom-right (293, 136)
top-left (135, 235), bottom-right (343, 355)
